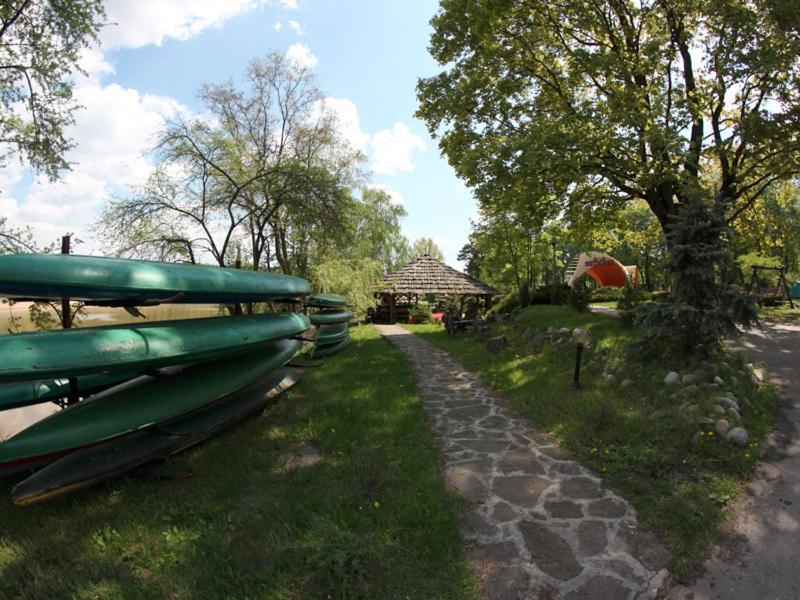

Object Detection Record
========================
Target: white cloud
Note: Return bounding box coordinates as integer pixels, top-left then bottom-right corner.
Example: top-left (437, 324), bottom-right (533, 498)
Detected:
top-left (100, 0), bottom-right (268, 49)
top-left (279, 0), bottom-right (299, 8)
top-left (273, 20), bottom-right (283, 32)
top-left (287, 20), bottom-right (304, 35)
top-left (371, 123), bottom-right (426, 175)
top-left (2, 71), bottom-right (189, 251)
top-left (314, 97), bottom-right (369, 153)
top-left (285, 43), bottom-right (318, 69)
top-left (367, 183), bottom-right (406, 206)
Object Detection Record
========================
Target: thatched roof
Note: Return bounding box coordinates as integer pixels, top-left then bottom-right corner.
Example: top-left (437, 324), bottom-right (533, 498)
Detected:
top-left (376, 254), bottom-right (499, 296)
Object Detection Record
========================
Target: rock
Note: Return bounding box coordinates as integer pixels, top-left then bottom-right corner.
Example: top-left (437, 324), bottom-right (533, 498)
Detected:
top-left (720, 397), bottom-right (740, 412)
top-left (650, 409), bottom-right (667, 420)
top-left (714, 375), bottom-right (725, 386)
top-left (518, 521), bottom-right (583, 581)
top-left (715, 419), bottom-right (731, 436)
top-left (699, 416), bottom-right (715, 425)
top-left (730, 375), bottom-right (739, 387)
top-left (713, 404), bottom-right (727, 415)
top-left (682, 373), bottom-right (696, 384)
top-left (707, 383), bottom-right (720, 390)
top-left (486, 336), bottom-right (508, 352)
top-left (620, 378), bottom-right (633, 388)
top-left (752, 367), bottom-right (765, 383)
top-left (726, 427), bottom-right (749, 447)
top-left (664, 371), bottom-right (680, 385)
top-left (678, 384), bottom-right (699, 399)
top-left (603, 374), bottom-right (617, 385)
top-left (559, 327), bottom-right (571, 335)
top-left (728, 408), bottom-right (742, 422)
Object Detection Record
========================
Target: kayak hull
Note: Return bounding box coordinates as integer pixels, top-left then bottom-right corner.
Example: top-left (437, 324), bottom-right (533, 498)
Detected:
top-left (310, 336), bottom-right (351, 359)
top-left (0, 339), bottom-right (302, 469)
top-left (0, 254), bottom-right (311, 303)
top-left (309, 310), bottom-right (354, 325)
top-left (0, 313), bottom-right (309, 383)
top-left (305, 294), bottom-right (347, 308)
top-left (11, 368), bottom-right (302, 505)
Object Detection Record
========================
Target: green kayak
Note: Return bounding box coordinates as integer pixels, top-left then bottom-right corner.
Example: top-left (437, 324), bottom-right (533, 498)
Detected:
top-left (0, 254), bottom-right (310, 303)
top-left (0, 372), bottom-right (135, 411)
top-left (309, 310), bottom-right (354, 325)
top-left (0, 339), bottom-right (302, 473)
top-left (0, 312), bottom-right (309, 384)
top-left (305, 294), bottom-right (347, 308)
top-left (314, 327), bottom-right (349, 346)
top-left (310, 336), bottom-right (351, 359)
top-left (11, 368), bottom-right (302, 505)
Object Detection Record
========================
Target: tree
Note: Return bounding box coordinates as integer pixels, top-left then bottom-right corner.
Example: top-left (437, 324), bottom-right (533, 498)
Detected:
top-left (457, 235), bottom-right (483, 279)
top-left (0, 0), bottom-right (106, 181)
top-left (418, 0), bottom-right (800, 289)
top-left (409, 237), bottom-right (445, 262)
top-left (97, 53), bottom-right (364, 274)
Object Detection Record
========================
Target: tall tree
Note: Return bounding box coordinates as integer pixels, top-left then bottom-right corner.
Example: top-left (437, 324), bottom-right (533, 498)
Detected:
top-left (97, 53), bottom-right (364, 273)
top-left (417, 0), bottom-right (800, 283)
top-left (409, 237), bottom-right (445, 262)
top-left (0, 0), bottom-right (105, 181)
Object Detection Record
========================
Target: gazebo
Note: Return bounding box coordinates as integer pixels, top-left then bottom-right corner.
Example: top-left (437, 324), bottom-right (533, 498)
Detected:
top-left (373, 254), bottom-right (499, 323)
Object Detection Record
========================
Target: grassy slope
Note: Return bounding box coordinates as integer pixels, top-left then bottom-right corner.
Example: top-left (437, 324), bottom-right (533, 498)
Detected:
top-left (0, 325), bottom-right (476, 599)
top-left (758, 303), bottom-right (800, 323)
top-left (407, 306), bottom-right (775, 582)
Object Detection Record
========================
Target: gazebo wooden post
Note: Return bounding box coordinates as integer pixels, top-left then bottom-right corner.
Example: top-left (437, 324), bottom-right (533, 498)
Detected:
top-left (389, 294), bottom-right (397, 324)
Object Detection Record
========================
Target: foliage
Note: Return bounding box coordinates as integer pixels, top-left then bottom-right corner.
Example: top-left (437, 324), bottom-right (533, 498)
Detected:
top-left (567, 283), bottom-right (591, 313)
top-left (0, 1), bottom-right (106, 181)
top-left (309, 258), bottom-right (382, 320)
top-left (617, 284), bottom-right (644, 312)
top-left (406, 305), bottom-right (775, 581)
top-left (457, 236), bottom-right (483, 279)
top-left (0, 326), bottom-right (477, 598)
top-left (731, 180), bottom-right (800, 277)
top-left (408, 237), bottom-right (445, 262)
top-left (591, 287), bottom-right (622, 302)
top-left (97, 53), bottom-right (364, 274)
top-left (633, 203), bottom-right (757, 355)
top-left (418, 0), bottom-right (800, 315)
top-left (486, 292), bottom-right (518, 317)
top-left (409, 303), bottom-right (433, 324)
top-left (338, 188), bottom-right (409, 273)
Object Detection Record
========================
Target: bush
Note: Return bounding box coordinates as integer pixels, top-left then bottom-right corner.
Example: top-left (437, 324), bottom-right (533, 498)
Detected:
top-left (529, 286), bottom-right (552, 305)
top-left (590, 287), bottom-right (622, 302)
top-left (568, 283), bottom-right (591, 312)
top-left (409, 303), bottom-right (433, 324)
top-left (650, 290), bottom-right (672, 302)
top-left (487, 293), bottom-right (518, 317)
top-left (617, 284), bottom-right (643, 312)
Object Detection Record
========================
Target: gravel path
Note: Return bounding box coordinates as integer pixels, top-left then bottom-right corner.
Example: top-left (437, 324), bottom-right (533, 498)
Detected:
top-left (670, 321), bottom-right (800, 600)
top-left (377, 325), bottom-right (669, 599)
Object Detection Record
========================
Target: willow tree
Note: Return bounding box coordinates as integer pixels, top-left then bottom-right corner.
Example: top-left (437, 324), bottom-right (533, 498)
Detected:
top-left (418, 0), bottom-right (800, 349)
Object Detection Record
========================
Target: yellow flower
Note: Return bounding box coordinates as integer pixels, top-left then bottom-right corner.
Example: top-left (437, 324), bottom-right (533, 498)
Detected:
top-left (745, 453), bottom-right (751, 458)
top-left (373, 501), bottom-right (380, 508)
top-left (708, 432), bottom-right (715, 437)
top-left (330, 428), bottom-right (336, 432)
top-left (590, 448), bottom-right (597, 453)
top-left (700, 431), bottom-right (706, 436)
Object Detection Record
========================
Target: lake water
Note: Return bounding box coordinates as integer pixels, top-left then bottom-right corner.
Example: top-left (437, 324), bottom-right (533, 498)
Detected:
top-left (0, 303), bottom-right (222, 440)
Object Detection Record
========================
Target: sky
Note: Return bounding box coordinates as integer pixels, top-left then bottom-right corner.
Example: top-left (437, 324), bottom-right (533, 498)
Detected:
top-left (0, 0), bottom-right (478, 268)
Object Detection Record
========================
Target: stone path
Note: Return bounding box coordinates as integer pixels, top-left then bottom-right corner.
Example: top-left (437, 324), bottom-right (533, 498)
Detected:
top-left (377, 325), bottom-right (670, 599)
top-left (670, 321), bottom-right (800, 600)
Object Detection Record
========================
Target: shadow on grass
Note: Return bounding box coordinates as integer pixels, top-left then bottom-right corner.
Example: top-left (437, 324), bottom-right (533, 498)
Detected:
top-left (0, 326), bottom-right (476, 599)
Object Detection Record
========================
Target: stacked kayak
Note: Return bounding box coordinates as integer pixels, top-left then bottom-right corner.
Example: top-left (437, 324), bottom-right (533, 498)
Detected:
top-left (307, 294), bottom-right (353, 358)
top-left (0, 254), bottom-right (350, 504)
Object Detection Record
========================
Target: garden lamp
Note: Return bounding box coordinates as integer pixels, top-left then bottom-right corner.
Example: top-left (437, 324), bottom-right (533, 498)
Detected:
top-left (571, 327), bottom-right (592, 390)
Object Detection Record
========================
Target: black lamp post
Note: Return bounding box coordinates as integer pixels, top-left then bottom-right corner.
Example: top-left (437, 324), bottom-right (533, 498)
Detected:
top-left (571, 327), bottom-right (592, 390)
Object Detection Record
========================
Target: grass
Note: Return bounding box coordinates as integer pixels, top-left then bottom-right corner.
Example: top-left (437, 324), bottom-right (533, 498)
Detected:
top-left (758, 303), bottom-right (800, 323)
top-left (406, 306), bottom-right (776, 582)
top-left (0, 325), bottom-right (477, 599)
top-left (588, 300), bottom-right (618, 309)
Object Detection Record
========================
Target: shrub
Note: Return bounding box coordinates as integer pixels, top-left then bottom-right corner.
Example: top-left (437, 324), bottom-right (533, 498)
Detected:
top-left (409, 303), bottom-right (433, 324)
top-left (487, 293), bottom-right (518, 316)
top-left (590, 287), bottom-right (622, 302)
top-left (568, 283), bottom-right (591, 312)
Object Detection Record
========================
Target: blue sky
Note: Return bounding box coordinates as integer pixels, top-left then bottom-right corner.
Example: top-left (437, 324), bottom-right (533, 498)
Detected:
top-left (0, 0), bottom-right (477, 267)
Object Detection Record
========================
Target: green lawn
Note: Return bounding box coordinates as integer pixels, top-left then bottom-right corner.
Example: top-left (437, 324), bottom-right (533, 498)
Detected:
top-left (407, 306), bottom-right (776, 582)
top-left (0, 325), bottom-right (476, 599)
top-left (758, 303), bottom-right (800, 323)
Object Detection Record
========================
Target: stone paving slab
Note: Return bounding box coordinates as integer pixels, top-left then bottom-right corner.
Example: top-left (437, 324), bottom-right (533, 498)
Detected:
top-left (377, 325), bottom-right (670, 599)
